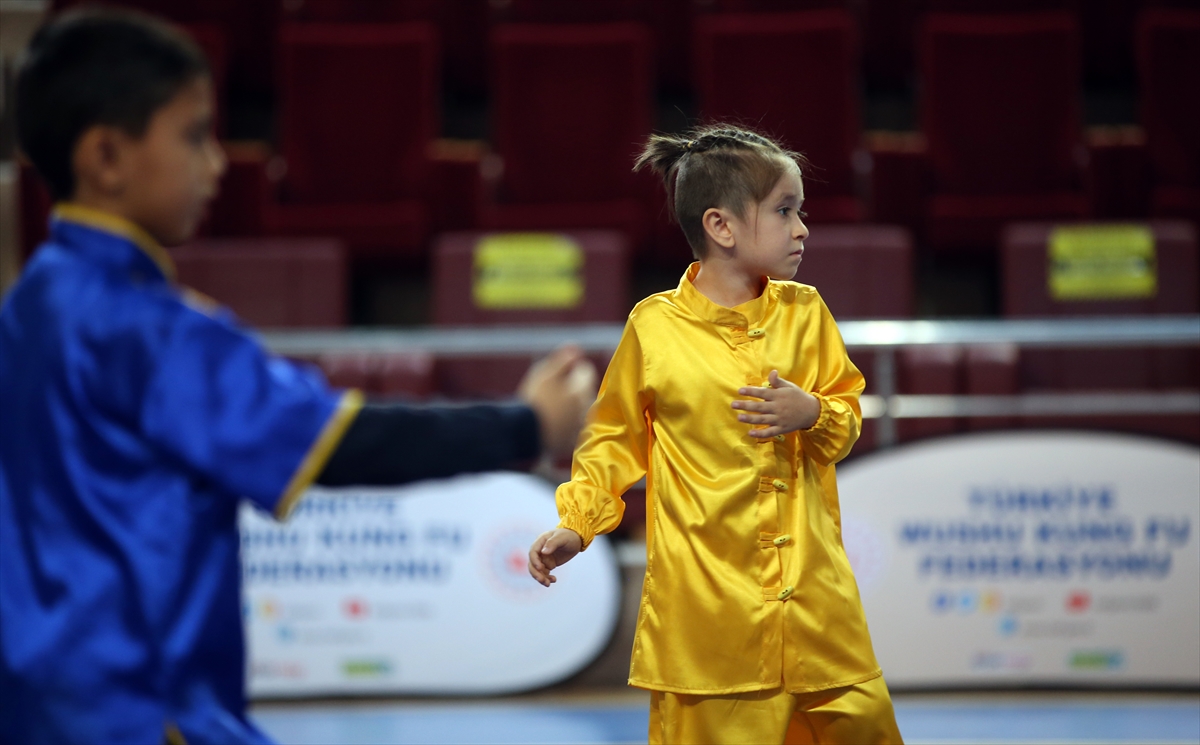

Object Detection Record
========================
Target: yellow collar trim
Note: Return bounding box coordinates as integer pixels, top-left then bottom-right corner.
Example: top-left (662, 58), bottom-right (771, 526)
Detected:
top-left (53, 203), bottom-right (177, 281)
top-left (675, 262), bottom-right (773, 327)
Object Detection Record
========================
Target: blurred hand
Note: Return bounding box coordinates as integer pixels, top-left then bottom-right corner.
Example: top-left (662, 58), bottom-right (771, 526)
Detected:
top-left (527, 528), bottom-right (583, 587)
top-left (518, 345), bottom-right (597, 457)
top-left (731, 369), bottom-right (820, 438)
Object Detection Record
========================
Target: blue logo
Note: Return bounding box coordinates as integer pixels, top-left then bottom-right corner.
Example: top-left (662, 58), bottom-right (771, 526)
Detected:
top-left (930, 591), bottom-right (954, 613)
top-left (957, 590), bottom-right (979, 614)
top-left (997, 615), bottom-right (1019, 637)
top-left (276, 625), bottom-right (295, 643)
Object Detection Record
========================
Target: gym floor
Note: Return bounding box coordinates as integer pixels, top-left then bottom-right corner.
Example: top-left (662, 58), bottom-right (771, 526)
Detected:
top-left (253, 689), bottom-right (1200, 744)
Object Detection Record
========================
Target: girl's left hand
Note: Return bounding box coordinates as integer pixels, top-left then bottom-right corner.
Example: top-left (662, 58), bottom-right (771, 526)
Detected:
top-left (732, 370), bottom-right (821, 438)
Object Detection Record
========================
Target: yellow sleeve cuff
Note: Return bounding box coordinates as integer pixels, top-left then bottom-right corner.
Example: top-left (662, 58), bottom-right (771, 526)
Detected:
top-left (275, 389), bottom-right (365, 520)
top-left (557, 512), bottom-right (597, 551)
top-left (804, 393), bottom-right (832, 434)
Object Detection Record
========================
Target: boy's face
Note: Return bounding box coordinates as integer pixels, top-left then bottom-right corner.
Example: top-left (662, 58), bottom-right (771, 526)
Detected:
top-left (75, 76), bottom-right (226, 246)
top-left (726, 164), bottom-right (809, 281)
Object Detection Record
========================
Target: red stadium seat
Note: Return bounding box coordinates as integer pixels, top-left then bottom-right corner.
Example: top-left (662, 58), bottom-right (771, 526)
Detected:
top-left (267, 23), bottom-right (438, 260)
top-left (964, 343), bottom-right (1020, 431)
top-left (897, 345), bottom-right (962, 443)
top-left (862, 0), bottom-right (921, 90)
top-left (203, 142), bottom-right (272, 237)
top-left (279, 0), bottom-right (488, 95)
top-left (926, 0), bottom-right (1078, 9)
top-left (493, 0), bottom-right (693, 90)
top-left (793, 225), bottom-right (914, 319)
top-left (481, 23), bottom-right (654, 250)
top-left (170, 238), bottom-right (348, 327)
top-left (1001, 220), bottom-right (1199, 434)
top-left (919, 12), bottom-right (1088, 252)
top-left (52, 0), bottom-right (277, 96)
top-left (432, 230), bottom-right (630, 326)
top-left (281, 0), bottom-right (441, 21)
top-left (1002, 221), bottom-right (1199, 321)
top-left (1137, 8), bottom-right (1200, 225)
top-left (431, 229), bottom-right (628, 399)
top-left (693, 10), bottom-right (863, 223)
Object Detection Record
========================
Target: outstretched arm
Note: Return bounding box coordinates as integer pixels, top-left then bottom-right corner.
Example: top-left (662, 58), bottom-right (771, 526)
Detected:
top-left (318, 346), bottom-right (596, 487)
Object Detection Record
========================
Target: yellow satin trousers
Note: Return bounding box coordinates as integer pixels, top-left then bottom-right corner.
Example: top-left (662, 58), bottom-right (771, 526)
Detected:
top-left (648, 675), bottom-right (903, 745)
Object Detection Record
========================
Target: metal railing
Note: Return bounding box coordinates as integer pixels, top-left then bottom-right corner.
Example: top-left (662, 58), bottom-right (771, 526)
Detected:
top-left (261, 315), bottom-right (1200, 448)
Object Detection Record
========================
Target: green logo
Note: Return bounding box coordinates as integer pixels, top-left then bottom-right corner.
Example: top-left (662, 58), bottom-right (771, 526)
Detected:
top-left (342, 659), bottom-right (393, 677)
top-left (1069, 650), bottom-right (1124, 670)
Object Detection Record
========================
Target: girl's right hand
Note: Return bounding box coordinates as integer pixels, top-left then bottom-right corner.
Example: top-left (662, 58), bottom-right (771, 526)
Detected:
top-left (527, 528), bottom-right (583, 587)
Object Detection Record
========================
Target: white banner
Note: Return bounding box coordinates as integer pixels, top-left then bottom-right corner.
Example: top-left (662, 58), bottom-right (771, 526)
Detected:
top-left (239, 472), bottom-right (621, 697)
top-left (838, 431), bottom-right (1200, 686)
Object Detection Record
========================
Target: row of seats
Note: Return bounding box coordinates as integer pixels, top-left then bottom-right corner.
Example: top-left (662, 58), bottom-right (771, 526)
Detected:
top-left (21, 8), bottom-right (1199, 264)
top-left (52, 0), bottom-right (1197, 97)
top-left (24, 213), bottom-right (1196, 332)
top-left (155, 223), bottom-right (1196, 441)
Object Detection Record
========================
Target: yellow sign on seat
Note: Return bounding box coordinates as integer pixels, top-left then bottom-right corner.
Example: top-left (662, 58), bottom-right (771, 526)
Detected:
top-left (1048, 225), bottom-right (1156, 301)
top-left (473, 233), bottom-right (584, 310)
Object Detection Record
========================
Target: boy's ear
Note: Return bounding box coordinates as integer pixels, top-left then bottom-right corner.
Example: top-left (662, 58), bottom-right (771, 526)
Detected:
top-left (701, 207), bottom-right (737, 250)
top-left (72, 125), bottom-right (132, 197)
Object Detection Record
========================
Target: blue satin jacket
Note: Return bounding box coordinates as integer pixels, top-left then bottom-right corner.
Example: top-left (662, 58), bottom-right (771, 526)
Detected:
top-left (0, 206), bottom-right (360, 744)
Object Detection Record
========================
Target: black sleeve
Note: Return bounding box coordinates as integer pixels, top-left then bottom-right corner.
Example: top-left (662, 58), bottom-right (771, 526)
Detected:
top-left (316, 401), bottom-right (541, 487)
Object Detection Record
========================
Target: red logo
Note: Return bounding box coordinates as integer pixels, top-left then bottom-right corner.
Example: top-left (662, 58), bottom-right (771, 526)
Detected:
top-left (1066, 590), bottom-right (1091, 613)
top-left (343, 597), bottom-right (370, 619)
top-left (506, 549), bottom-right (527, 575)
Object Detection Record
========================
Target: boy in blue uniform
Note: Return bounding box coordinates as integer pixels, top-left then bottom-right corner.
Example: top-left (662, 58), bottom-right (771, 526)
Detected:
top-left (0, 10), bottom-right (595, 743)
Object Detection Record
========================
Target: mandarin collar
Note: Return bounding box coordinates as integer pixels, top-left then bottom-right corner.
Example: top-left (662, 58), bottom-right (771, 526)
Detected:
top-left (51, 203), bottom-right (177, 282)
top-left (672, 262), bottom-right (774, 327)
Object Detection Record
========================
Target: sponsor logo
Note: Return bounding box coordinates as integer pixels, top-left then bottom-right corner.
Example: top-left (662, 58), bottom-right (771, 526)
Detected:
top-left (971, 651), bottom-right (1034, 672)
top-left (260, 598), bottom-right (281, 620)
top-left (276, 625), bottom-right (295, 643)
top-left (1095, 594), bottom-right (1158, 613)
top-left (980, 590), bottom-right (1003, 613)
top-left (483, 525), bottom-right (548, 598)
top-left (957, 590), bottom-right (978, 614)
top-left (1069, 650), bottom-right (1124, 670)
top-left (252, 660), bottom-right (306, 680)
top-left (997, 615), bottom-right (1019, 637)
top-left (342, 659), bottom-right (393, 678)
top-left (931, 591), bottom-right (954, 614)
top-left (1024, 620), bottom-right (1094, 639)
top-left (343, 597), bottom-right (370, 620)
top-left (929, 589), bottom-right (1004, 615)
top-left (1065, 590), bottom-right (1091, 613)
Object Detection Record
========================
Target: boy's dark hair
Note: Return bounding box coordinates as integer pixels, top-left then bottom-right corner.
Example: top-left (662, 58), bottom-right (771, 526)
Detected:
top-left (15, 8), bottom-right (209, 201)
top-left (634, 125), bottom-right (808, 259)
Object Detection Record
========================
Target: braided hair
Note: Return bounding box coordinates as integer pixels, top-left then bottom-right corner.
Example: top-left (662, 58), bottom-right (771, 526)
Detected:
top-left (634, 125), bottom-right (807, 259)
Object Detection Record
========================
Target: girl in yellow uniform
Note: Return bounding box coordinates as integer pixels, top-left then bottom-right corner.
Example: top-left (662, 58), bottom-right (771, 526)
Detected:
top-left (528, 125), bottom-right (903, 745)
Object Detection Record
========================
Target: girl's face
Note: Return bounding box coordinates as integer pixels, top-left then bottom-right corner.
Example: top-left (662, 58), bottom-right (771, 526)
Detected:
top-left (726, 165), bottom-right (809, 281)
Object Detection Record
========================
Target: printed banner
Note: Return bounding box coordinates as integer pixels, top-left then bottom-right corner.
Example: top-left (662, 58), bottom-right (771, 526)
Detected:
top-left (240, 472), bottom-right (621, 697)
top-left (838, 431), bottom-right (1199, 686)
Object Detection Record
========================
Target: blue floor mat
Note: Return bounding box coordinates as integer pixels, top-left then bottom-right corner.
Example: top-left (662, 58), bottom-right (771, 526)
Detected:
top-left (253, 697), bottom-right (1200, 744)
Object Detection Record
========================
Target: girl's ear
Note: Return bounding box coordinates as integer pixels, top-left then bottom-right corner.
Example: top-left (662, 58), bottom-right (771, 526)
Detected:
top-left (701, 207), bottom-right (737, 249)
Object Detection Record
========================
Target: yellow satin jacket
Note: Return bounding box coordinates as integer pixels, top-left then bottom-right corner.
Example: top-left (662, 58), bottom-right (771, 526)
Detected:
top-left (557, 264), bottom-right (882, 695)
